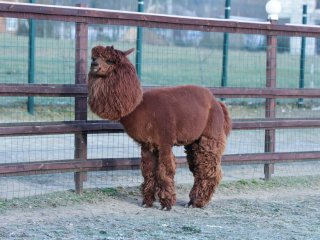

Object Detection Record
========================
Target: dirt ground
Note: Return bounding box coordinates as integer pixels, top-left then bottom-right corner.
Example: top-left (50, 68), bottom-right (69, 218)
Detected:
top-left (0, 175), bottom-right (319, 240)
top-left (1, 104), bottom-right (320, 239)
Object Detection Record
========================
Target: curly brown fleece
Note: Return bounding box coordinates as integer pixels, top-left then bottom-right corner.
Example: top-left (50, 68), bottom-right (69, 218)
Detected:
top-left (88, 45), bottom-right (232, 210)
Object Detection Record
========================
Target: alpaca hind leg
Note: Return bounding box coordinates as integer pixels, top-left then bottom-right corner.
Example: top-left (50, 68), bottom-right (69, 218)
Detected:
top-left (185, 143), bottom-right (199, 207)
top-left (185, 142), bottom-right (199, 206)
top-left (140, 145), bottom-right (157, 207)
top-left (185, 143), bottom-right (196, 174)
top-left (156, 145), bottom-right (176, 210)
top-left (188, 136), bottom-right (224, 208)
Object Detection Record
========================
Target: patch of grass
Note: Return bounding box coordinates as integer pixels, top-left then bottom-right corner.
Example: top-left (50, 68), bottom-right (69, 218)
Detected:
top-left (0, 187), bottom-right (125, 213)
top-left (1, 33), bottom-right (320, 89)
top-left (99, 230), bottom-right (107, 235)
top-left (181, 225), bottom-right (201, 234)
top-left (2, 34), bottom-right (320, 122)
top-left (0, 175), bottom-right (319, 213)
top-left (219, 175), bottom-right (320, 193)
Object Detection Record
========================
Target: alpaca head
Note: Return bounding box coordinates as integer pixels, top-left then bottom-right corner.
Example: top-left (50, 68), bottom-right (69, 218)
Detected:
top-left (88, 45), bottom-right (143, 121)
top-left (90, 45), bottom-right (135, 77)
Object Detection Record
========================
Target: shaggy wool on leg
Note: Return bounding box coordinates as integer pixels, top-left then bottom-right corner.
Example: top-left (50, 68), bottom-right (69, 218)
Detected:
top-left (155, 146), bottom-right (177, 210)
top-left (185, 143), bottom-right (196, 174)
top-left (186, 136), bottom-right (224, 208)
top-left (140, 145), bottom-right (158, 207)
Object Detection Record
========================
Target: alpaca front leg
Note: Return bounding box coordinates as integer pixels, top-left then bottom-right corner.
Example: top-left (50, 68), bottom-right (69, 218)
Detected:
top-left (140, 145), bottom-right (157, 207)
top-left (188, 136), bottom-right (224, 208)
top-left (156, 145), bottom-right (176, 210)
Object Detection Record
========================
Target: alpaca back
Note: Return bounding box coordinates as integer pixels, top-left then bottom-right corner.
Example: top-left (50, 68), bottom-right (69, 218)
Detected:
top-left (120, 85), bottom-right (222, 146)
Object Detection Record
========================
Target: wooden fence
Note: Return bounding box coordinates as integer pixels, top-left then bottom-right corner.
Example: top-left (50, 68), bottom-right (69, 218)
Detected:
top-left (1, 2), bottom-right (320, 193)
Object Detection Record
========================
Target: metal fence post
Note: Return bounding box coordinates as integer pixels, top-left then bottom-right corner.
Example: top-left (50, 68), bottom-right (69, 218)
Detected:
top-left (27, 0), bottom-right (36, 114)
top-left (135, 0), bottom-right (144, 80)
top-left (74, 3), bottom-right (88, 194)
top-left (298, 4), bottom-right (307, 107)
top-left (221, 0), bottom-right (231, 100)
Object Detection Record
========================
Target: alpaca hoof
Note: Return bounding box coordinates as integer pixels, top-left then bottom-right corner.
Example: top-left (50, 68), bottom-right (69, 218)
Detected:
top-left (192, 200), bottom-right (206, 208)
top-left (142, 202), bottom-right (153, 208)
top-left (187, 200), bottom-right (205, 208)
top-left (142, 197), bottom-right (155, 207)
top-left (159, 205), bottom-right (172, 211)
top-left (186, 201), bottom-right (194, 208)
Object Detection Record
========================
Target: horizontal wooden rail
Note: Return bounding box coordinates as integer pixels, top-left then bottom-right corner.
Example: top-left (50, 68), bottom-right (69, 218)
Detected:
top-left (0, 121), bottom-right (123, 136)
top-left (0, 84), bottom-right (87, 96)
top-left (1, 84), bottom-right (320, 98)
top-left (1, 151), bottom-right (320, 176)
top-left (209, 88), bottom-right (320, 98)
top-left (0, 158), bottom-right (141, 175)
top-left (233, 118), bottom-right (320, 130)
top-left (0, 2), bottom-right (320, 37)
top-left (1, 119), bottom-right (320, 136)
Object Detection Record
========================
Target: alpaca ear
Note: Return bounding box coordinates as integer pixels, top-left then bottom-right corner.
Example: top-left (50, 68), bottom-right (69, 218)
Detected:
top-left (123, 48), bottom-right (135, 56)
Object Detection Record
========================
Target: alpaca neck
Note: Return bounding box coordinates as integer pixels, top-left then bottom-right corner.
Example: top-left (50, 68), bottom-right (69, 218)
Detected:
top-left (88, 71), bottom-right (143, 121)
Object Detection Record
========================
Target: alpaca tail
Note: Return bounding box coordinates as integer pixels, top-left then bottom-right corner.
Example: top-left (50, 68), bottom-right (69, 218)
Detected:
top-left (219, 101), bottom-right (232, 136)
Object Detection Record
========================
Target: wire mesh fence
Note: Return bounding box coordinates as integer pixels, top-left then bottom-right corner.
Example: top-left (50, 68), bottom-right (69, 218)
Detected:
top-left (2, 161), bottom-right (320, 199)
top-left (0, 2), bottom-right (320, 199)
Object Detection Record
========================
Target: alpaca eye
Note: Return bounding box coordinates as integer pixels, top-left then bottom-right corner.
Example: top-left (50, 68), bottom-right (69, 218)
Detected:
top-left (106, 60), bottom-right (114, 65)
top-left (91, 57), bottom-right (96, 61)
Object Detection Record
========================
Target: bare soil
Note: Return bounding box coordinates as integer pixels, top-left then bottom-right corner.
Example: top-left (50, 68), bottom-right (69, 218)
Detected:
top-left (0, 175), bottom-right (319, 240)
top-left (1, 104), bottom-right (320, 239)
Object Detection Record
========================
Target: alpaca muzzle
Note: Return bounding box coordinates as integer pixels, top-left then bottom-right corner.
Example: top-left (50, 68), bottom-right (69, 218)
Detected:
top-left (90, 61), bottom-right (99, 72)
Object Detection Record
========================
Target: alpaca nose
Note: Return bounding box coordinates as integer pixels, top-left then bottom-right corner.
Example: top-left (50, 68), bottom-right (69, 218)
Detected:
top-left (91, 61), bottom-right (99, 68)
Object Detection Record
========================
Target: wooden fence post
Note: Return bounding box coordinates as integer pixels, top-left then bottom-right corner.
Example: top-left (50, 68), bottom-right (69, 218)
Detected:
top-left (264, 19), bottom-right (277, 180)
top-left (74, 3), bottom-right (88, 194)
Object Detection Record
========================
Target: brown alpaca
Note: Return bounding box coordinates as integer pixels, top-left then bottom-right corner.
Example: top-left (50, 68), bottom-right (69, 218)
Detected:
top-left (88, 45), bottom-right (232, 210)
